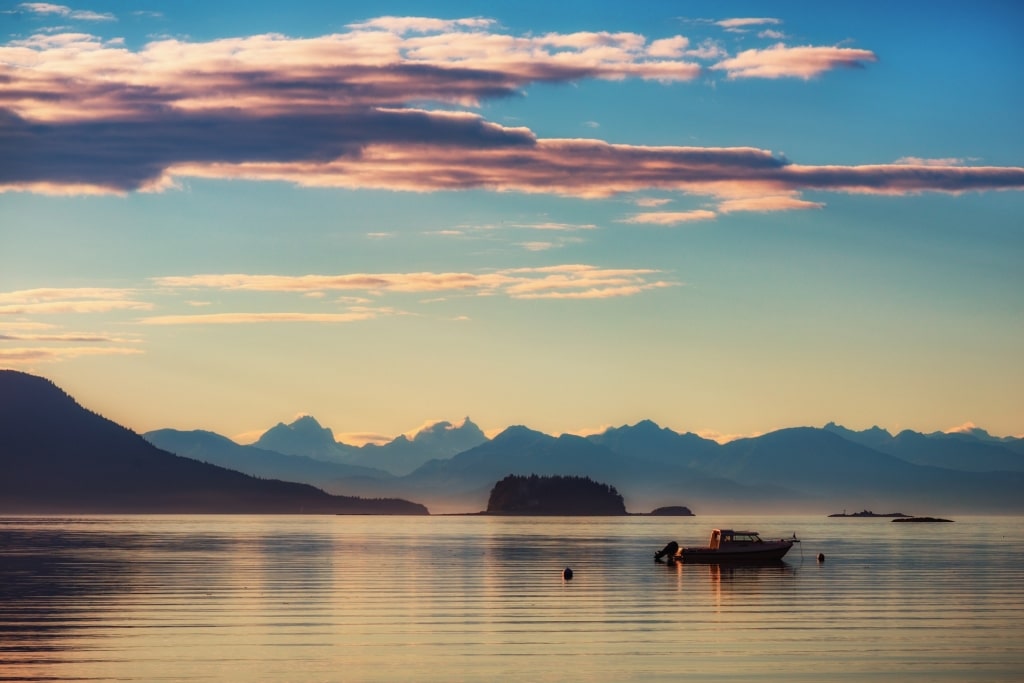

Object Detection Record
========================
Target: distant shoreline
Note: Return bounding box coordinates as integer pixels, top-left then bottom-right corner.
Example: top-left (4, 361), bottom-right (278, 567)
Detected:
top-left (892, 516), bottom-right (954, 523)
top-left (828, 510), bottom-right (910, 518)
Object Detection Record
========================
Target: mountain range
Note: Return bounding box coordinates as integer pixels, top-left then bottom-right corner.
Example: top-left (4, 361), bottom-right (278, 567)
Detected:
top-left (146, 409), bottom-right (1024, 515)
top-left (3, 369), bottom-right (1021, 515)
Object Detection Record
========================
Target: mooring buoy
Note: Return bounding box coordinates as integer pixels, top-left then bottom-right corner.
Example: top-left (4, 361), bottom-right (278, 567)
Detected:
top-left (817, 553), bottom-right (825, 563)
top-left (563, 567), bottom-right (573, 580)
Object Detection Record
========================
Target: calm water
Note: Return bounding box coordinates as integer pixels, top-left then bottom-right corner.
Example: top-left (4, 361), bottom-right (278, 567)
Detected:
top-left (1, 515), bottom-right (1022, 682)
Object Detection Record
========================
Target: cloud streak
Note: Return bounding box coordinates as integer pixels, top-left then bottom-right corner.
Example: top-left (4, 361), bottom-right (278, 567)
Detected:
top-left (716, 18), bottom-right (781, 32)
top-left (0, 332), bottom-right (136, 342)
top-left (0, 287), bottom-right (152, 315)
top-left (16, 3), bottom-right (115, 22)
top-left (151, 265), bottom-right (677, 306)
top-left (138, 311), bottom-right (394, 326)
top-left (621, 210), bottom-right (718, 225)
top-left (169, 141), bottom-right (1024, 200)
top-left (0, 346), bottom-right (143, 363)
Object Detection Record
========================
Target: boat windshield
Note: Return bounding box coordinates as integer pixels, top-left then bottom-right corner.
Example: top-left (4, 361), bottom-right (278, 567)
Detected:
top-left (726, 532), bottom-right (761, 543)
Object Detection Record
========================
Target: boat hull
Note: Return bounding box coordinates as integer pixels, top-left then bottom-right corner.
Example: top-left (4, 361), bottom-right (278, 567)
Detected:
top-left (679, 542), bottom-right (792, 563)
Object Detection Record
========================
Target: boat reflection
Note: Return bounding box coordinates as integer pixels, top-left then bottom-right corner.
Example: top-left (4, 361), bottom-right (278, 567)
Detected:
top-left (705, 561), bottom-right (796, 582)
top-left (660, 555), bottom-right (797, 604)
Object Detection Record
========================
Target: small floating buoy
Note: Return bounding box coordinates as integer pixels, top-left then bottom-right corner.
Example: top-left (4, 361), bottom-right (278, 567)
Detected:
top-left (817, 553), bottom-right (825, 563)
top-left (563, 567), bottom-right (573, 580)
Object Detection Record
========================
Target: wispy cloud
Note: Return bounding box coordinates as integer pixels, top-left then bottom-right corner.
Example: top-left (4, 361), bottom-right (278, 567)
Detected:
top-left (16, 3), bottom-right (115, 21)
top-left (518, 241), bottom-right (558, 251)
top-left (0, 287), bottom-right (138, 303)
top-left (0, 287), bottom-right (152, 315)
top-left (512, 221), bottom-right (597, 231)
top-left (715, 17), bottom-right (782, 32)
top-left (0, 346), bottom-right (143, 363)
top-left (894, 156), bottom-right (968, 167)
top-left (633, 197), bottom-right (673, 208)
top-left (621, 210), bottom-right (718, 225)
top-left (0, 332), bottom-right (137, 343)
top-left (151, 265), bottom-right (678, 302)
top-left (716, 195), bottom-right (824, 212)
top-left (138, 310), bottom-right (396, 325)
top-left (346, 16), bottom-right (497, 34)
top-left (713, 43), bottom-right (877, 79)
top-left (621, 195), bottom-right (823, 223)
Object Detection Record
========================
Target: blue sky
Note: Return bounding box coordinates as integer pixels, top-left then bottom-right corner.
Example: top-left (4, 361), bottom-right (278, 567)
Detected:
top-left (2, 1), bottom-right (1022, 444)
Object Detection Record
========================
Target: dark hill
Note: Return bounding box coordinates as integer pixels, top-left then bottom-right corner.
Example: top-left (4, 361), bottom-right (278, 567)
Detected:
top-left (0, 371), bottom-right (427, 514)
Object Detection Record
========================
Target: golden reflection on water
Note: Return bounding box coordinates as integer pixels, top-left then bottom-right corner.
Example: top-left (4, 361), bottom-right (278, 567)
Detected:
top-left (2, 515), bottom-right (1023, 682)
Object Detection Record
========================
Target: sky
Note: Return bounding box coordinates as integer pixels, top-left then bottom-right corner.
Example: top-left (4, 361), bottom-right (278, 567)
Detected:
top-left (2, 1), bottom-right (1022, 446)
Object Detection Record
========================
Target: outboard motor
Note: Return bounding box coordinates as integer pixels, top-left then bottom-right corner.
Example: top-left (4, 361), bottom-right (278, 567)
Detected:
top-left (654, 540), bottom-right (679, 563)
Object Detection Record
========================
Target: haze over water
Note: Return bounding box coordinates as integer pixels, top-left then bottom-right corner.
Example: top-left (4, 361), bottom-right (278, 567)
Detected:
top-left (2, 515), bottom-right (1022, 682)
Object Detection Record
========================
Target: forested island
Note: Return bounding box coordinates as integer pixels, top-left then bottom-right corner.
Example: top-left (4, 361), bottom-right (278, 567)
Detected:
top-left (485, 474), bottom-right (627, 515)
top-left (828, 510), bottom-right (910, 518)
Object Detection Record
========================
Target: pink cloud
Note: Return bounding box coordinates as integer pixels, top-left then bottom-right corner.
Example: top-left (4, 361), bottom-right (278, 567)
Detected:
top-left (713, 43), bottom-right (877, 79)
top-left (167, 140), bottom-right (791, 198)
top-left (164, 140), bottom-right (1024, 200)
top-left (515, 222), bottom-right (597, 231)
top-left (647, 36), bottom-right (689, 58)
top-left (0, 24), bottom-right (703, 125)
top-left (621, 210), bottom-right (718, 225)
top-left (716, 195), bottom-right (824, 212)
top-left (715, 18), bottom-right (781, 31)
top-left (2, 19), bottom-right (1022, 204)
top-left (0, 287), bottom-right (138, 303)
top-left (0, 300), bottom-right (153, 315)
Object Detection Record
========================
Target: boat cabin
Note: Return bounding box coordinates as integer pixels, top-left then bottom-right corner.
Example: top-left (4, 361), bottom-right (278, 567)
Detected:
top-left (709, 529), bottom-right (763, 548)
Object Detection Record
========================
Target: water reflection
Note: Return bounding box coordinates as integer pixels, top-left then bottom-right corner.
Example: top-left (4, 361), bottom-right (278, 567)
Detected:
top-left (0, 524), bottom-right (139, 676)
top-left (2, 515), bottom-right (1023, 683)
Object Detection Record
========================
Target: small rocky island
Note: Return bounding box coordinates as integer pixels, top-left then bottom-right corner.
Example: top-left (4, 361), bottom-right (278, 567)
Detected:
top-left (485, 474), bottom-right (627, 515)
top-left (649, 506), bottom-right (694, 516)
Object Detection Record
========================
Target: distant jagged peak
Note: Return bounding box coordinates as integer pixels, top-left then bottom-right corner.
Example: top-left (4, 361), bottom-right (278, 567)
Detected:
top-left (256, 415), bottom-right (337, 443)
top-left (254, 414), bottom-right (349, 459)
top-left (408, 416), bottom-right (485, 442)
top-left (286, 414), bottom-right (333, 435)
top-left (824, 422), bottom-right (893, 438)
